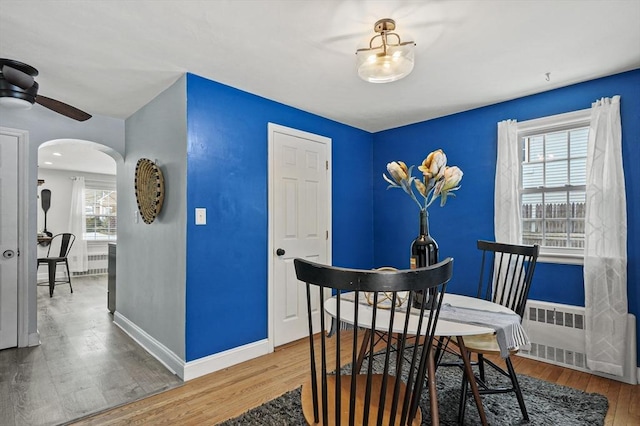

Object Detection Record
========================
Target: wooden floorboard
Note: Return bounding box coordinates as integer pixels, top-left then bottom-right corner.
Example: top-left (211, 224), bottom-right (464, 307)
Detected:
top-left (71, 336), bottom-right (639, 426)
top-left (6, 276), bottom-right (635, 425)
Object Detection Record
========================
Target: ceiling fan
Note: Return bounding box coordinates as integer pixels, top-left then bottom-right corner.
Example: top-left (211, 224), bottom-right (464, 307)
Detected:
top-left (0, 58), bottom-right (91, 121)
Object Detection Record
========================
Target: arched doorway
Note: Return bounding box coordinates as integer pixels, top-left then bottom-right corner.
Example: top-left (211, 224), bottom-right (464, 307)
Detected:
top-left (37, 139), bottom-right (118, 281)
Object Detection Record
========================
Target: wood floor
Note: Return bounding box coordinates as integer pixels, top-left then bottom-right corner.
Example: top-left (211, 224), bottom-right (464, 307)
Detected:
top-left (72, 333), bottom-right (639, 426)
top-left (0, 275), bottom-right (181, 426)
top-left (3, 278), bottom-right (637, 425)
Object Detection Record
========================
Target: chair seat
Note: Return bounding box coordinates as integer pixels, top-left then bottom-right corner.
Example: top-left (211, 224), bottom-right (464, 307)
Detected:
top-left (301, 374), bottom-right (422, 426)
top-left (462, 333), bottom-right (519, 355)
top-left (38, 257), bottom-right (66, 263)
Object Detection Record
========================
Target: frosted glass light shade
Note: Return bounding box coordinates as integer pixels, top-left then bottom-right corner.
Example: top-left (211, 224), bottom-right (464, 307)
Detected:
top-left (0, 97), bottom-right (33, 109)
top-left (356, 43), bottom-right (415, 83)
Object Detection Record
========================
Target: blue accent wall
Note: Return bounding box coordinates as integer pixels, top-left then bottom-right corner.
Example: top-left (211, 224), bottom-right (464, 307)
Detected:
top-left (185, 74), bottom-right (373, 361)
top-left (373, 69), bottom-right (640, 364)
top-left (183, 69), bottom-right (638, 366)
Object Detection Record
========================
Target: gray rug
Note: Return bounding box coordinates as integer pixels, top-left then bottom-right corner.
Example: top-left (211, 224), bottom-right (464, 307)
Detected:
top-left (218, 354), bottom-right (608, 425)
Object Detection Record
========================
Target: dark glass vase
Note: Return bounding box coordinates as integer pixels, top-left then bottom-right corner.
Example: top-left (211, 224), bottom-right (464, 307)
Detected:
top-left (410, 209), bottom-right (439, 308)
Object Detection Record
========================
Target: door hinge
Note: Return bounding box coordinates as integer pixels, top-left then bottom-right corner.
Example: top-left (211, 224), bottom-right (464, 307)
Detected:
top-left (326, 230), bottom-right (328, 240)
top-left (326, 160), bottom-right (328, 170)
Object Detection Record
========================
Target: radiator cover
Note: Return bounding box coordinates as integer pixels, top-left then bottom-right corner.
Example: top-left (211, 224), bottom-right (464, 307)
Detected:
top-left (38, 253), bottom-right (108, 279)
top-left (521, 300), bottom-right (638, 385)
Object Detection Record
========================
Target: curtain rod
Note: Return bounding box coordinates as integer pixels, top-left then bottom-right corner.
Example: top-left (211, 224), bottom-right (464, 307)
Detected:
top-left (70, 176), bottom-right (116, 185)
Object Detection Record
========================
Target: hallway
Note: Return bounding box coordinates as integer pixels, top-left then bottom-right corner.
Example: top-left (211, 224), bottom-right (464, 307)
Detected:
top-left (0, 275), bottom-right (182, 426)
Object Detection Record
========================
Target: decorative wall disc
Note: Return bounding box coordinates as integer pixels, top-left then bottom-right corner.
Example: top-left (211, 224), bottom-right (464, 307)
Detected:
top-left (134, 158), bottom-right (165, 224)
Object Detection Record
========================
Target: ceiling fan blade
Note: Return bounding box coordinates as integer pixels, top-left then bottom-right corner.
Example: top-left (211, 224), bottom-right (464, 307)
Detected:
top-left (35, 95), bottom-right (92, 121)
top-left (2, 64), bottom-right (35, 90)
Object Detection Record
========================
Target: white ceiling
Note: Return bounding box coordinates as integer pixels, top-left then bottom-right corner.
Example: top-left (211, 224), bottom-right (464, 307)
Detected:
top-left (1, 0), bottom-right (639, 135)
top-left (38, 140), bottom-right (116, 175)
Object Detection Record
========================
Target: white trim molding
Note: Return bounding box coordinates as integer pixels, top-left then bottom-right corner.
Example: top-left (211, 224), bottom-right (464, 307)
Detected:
top-left (0, 126), bottom-right (31, 348)
top-left (267, 122), bottom-right (332, 353)
top-left (183, 339), bottom-right (270, 381)
top-left (28, 331), bottom-right (40, 347)
top-left (517, 108), bottom-right (590, 135)
top-left (114, 311), bottom-right (270, 381)
top-left (114, 311), bottom-right (184, 378)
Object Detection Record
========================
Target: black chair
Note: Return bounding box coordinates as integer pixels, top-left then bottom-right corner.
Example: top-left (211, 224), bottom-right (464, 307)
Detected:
top-left (294, 257), bottom-right (453, 426)
top-left (456, 240), bottom-right (539, 423)
top-left (37, 233), bottom-right (75, 297)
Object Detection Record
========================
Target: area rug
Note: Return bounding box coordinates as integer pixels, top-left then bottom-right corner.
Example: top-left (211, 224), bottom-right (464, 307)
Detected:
top-left (218, 354), bottom-right (608, 426)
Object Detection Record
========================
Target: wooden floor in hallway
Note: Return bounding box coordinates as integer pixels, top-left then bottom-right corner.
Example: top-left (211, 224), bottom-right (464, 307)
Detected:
top-left (0, 275), bottom-right (181, 426)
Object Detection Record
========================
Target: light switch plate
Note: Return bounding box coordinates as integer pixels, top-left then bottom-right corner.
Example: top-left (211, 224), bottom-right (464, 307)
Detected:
top-left (195, 208), bottom-right (206, 225)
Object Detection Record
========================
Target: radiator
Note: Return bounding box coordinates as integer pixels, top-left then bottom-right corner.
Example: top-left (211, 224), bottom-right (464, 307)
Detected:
top-left (520, 300), bottom-right (638, 385)
top-left (71, 253), bottom-right (108, 276)
top-left (38, 253), bottom-right (108, 280)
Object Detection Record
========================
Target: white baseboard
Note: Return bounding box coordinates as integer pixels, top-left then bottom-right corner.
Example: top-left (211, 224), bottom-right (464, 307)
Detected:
top-left (113, 311), bottom-right (185, 379)
top-left (113, 311), bottom-right (270, 382)
top-left (28, 331), bottom-right (40, 347)
top-left (183, 339), bottom-right (270, 381)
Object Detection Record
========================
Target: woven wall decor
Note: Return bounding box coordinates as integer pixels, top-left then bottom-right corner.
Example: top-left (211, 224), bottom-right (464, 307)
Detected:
top-left (134, 158), bottom-right (165, 224)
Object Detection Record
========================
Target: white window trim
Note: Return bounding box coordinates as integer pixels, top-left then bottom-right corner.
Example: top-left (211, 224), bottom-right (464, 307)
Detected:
top-left (518, 108), bottom-right (590, 136)
top-left (517, 108), bottom-right (590, 265)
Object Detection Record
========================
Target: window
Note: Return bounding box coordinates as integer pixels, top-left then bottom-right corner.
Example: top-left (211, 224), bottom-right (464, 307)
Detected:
top-left (517, 109), bottom-right (590, 263)
top-left (84, 183), bottom-right (117, 241)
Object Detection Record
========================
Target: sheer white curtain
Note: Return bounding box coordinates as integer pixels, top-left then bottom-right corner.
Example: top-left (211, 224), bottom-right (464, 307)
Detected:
top-left (68, 176), bottom-right (88, 272)
top-left (494, 120), bottom-right (522, 297)
top-left (584, 95), bottom-right (627, 376)
top-left (495, 119), bottom-right (520, 244)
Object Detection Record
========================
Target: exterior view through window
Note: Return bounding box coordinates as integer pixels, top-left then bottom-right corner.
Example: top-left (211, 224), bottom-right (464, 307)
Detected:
top-left (85, 187), bottom-right (117, 240)
top-left (521, 127), bottom-right (588, 249)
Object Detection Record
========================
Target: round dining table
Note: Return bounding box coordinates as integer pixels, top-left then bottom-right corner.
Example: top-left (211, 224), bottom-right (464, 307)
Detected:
top-left (324, 292), bottom-right (518, 426)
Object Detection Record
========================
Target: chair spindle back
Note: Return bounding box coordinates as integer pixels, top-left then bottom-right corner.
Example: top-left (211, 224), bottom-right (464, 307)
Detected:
top-left (476, 240), bottom-right (539, 317)
top-left (47, 233), bottom-right (76, 258)
top-left (294, 258), bottom-right (454, 426)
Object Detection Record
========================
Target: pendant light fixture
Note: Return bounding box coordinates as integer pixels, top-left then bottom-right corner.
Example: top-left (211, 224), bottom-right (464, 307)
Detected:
top-left (356, 18), bottom-right (415, 83)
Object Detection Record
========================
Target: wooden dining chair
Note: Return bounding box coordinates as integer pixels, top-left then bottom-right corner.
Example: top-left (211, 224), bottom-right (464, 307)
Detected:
top-left (294, 257), bottom-right (453, 426)
top-left (456, 240), bottom-right (539, 423)
top-left (37, 232), bottom-right (75, 297)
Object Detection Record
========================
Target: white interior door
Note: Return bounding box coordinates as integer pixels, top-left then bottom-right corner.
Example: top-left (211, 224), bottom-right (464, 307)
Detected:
top-left (269, 124), bottom-right (331, 347)
top-left (0, 133), bottom-right (19, 349)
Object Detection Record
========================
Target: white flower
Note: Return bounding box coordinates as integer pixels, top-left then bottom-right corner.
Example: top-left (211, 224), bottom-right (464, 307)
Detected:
top-left (384, 161), bottom-right (409, 185)
top-left (383, 149), bottom-right (463, 211)
top-left (434, 166), bottom-right (463, 206)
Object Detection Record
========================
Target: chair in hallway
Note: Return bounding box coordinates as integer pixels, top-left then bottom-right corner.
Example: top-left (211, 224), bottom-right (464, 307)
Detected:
top-left (37, 232), bottom-right (75, 297)
top-left (456, 240), bottom-right (539, 423)
top-left (294, 257), bottom-right (453, 426)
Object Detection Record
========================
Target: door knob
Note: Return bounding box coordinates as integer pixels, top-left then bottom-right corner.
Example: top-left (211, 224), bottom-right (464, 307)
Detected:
top-left (3, 250), bottom-right (15, 259)
top-left (276, 248), bottom-right (285, 256)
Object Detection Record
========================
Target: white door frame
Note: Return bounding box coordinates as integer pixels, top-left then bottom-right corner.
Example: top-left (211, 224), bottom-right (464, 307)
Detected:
top-left (267, 123), bottom-right (332, 352)
top-left (1, 127), bottom-right (32, 347)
